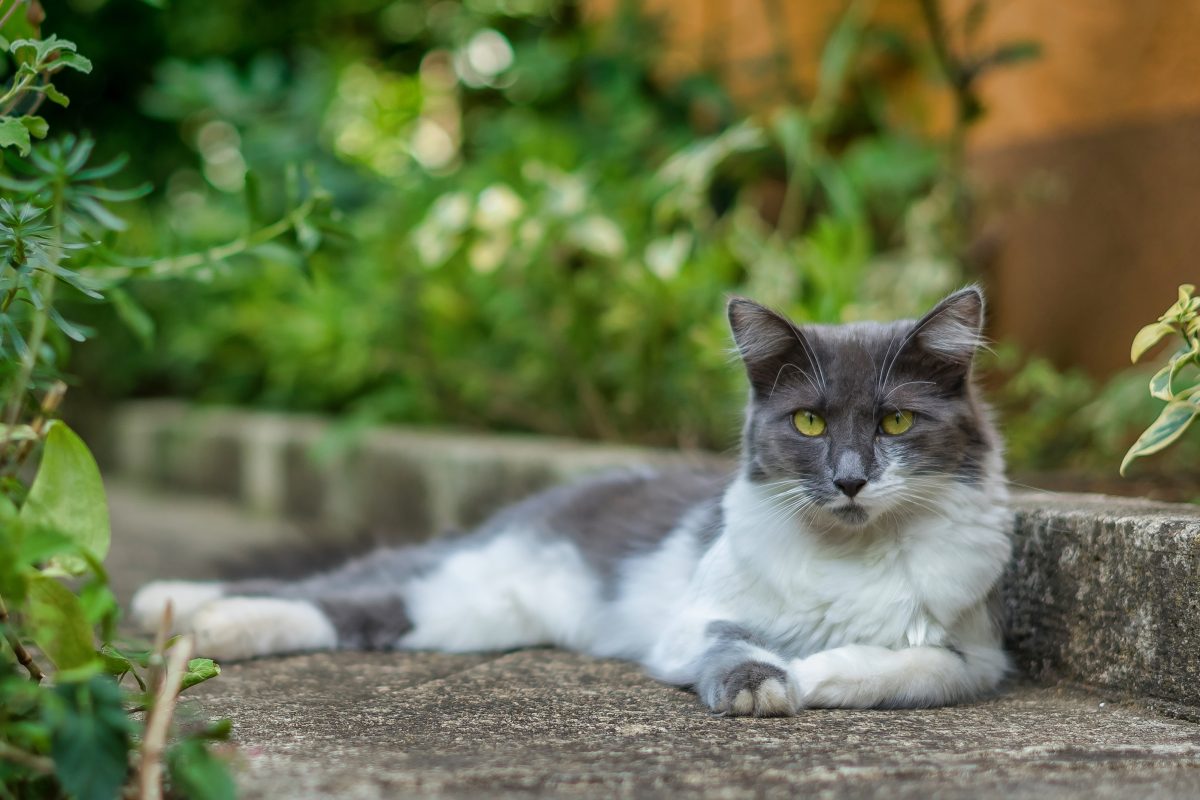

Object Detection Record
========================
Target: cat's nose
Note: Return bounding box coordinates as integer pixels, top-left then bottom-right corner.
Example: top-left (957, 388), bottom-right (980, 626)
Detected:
top-left (834, 478), bottom-right (867, 498)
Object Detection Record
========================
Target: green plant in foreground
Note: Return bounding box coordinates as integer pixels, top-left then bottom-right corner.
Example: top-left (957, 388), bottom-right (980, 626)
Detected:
top-left (1121, 283), bottom-right (1200, 475)
top-left (0, 3), bottom-right (331, 798)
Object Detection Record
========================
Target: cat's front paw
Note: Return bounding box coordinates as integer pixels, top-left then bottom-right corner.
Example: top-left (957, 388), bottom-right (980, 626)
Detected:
top-left (710, 660), bottom-right (795, 717)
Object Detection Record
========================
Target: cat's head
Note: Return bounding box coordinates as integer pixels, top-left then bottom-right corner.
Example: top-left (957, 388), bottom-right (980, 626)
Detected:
top-left (728, 287), bottom-right (999, 530)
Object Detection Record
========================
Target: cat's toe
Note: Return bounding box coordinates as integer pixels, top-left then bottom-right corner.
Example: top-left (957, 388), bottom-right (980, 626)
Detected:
top-left (130, 580), bottom-right (224, 634)
top-left (191, 597), bottom-right (337, 661)
top-left (715, 661), bottom-right (795, 717)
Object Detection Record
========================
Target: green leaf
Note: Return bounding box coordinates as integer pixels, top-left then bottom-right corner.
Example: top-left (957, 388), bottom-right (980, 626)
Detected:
top-left (20, 423), bottom-right (111, 571)
top-left (42, 83), bottom-right (69, 107)
top-left (27, 575), bottom-right (97, 670)
top-left (18, 115), bottom-right (48, 139)
top-left (109, 287), bottom-right (155, 349)
top-left (181, 657), bottom-right (221, 691)
top-left (1121, 398), bottom-right (1200, 475)
top-left (17, 525), bottom-right (78, 567)
top-left (0, 118), bottom-right (32, 156)
top-left (1131, 321), bottom-right (1175, 362)
top-left (73, 195), bottom-right (128, 231)
top-left (98, 645), bottom-right (134, 676)
top-left (167, 738), bottom-right (237, 800)
top-left (45, 676), bottom-right (133, 800)
top-left (10, 35), bottom-right (78, 65)
top-left (75, 153), bottom-right (129, 181)
top-left (815, 1), bottom-right (867, 114)
top-left (51, 52), bottom-right (92, 74)
top-left (1148, 345), bottom-right (1194, 401)
top-left (1149, 362), bottom-right (1175, 401)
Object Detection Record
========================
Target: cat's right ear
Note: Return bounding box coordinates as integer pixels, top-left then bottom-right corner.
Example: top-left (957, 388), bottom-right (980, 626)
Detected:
top-left (727, 297), bottom-right (816, 397)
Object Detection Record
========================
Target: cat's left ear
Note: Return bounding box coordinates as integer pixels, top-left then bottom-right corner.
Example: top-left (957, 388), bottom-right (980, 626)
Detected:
top-left (910, 286), bottom-right (985, 367)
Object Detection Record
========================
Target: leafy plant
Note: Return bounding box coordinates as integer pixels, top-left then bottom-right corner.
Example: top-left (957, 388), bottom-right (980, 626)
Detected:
top-left (69, 0), bottom-right (1040, 452)
top-left (1121, 283), bottom-right (1200, 475)
top-left (0, 3), bottom-right (333, 797)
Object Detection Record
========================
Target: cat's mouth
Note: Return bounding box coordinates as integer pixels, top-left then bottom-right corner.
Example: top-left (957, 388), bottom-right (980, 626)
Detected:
top-left (829, 502), bottom-right (870, 527)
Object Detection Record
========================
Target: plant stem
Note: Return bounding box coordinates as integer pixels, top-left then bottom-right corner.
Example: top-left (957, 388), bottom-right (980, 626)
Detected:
top-left (138, 633), bottom-right (193, 800)
top-left (915, 0), bottom-right (971, 158)
top-left (0, 71), bottom-right (38, 115)
top-left (90, 196), bottom-right (319, 282)
top-left (1, 189), bottom-right (61, 458)
top-left (0, 594), bottom-right (44, 682)
top-left (0, 379), bottom-right (65, 474)
top-left (0, 741), bottom-right (54, 774)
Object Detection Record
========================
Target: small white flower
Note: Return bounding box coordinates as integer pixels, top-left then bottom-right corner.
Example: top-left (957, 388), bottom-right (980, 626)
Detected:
top-left (645, 231), bottom-right (693, 280)
top-left (518, 218), bottom-right (545, 248)
top-left (412, 224), bottom-right (456, 268)
top-left (468, 232), bottom-right (512, 273)
top-left (474, 184), bottom-right (525, 231)
top-left (429, 191), bottom-right (472, 232)
top-left (568, 215), bottom-right (625, 259)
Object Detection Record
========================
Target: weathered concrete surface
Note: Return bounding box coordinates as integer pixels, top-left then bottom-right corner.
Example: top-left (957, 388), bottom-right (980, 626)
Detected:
top-left (1007, 492), bottom-right (1200, 710)
top-left (107, 481), bottom-right (1200, 799)
top-left (191, 650), bottom-right (1200, 800)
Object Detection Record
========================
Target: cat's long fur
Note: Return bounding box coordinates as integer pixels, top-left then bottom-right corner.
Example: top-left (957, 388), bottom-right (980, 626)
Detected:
top-left (132, 287), bottom-right (1012, 715)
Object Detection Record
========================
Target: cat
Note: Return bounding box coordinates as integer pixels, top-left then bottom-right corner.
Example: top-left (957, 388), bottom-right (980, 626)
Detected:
top-left (131, 286), bottom-right (1012, 716)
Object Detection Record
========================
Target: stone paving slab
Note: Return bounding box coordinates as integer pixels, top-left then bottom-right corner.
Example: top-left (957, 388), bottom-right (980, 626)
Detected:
top-left (185, 649), bottom-right (1200, 800)
top-left (105, 480), bottom-right (1200, 799)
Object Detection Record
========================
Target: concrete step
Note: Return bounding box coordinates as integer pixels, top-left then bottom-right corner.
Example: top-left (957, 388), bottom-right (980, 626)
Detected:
top-left (106, 481), bottom-right (1200, 800)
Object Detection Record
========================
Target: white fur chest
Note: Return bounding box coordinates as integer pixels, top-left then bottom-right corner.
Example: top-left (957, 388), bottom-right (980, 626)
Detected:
top-left (699, 477), bottom-right (1011, 658)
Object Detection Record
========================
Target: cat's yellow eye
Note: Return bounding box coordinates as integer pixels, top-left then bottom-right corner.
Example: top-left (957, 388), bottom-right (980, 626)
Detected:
top-left (793, 410), bottom-right (826, 437)
top-left (880, 410), bottom-right (915, 436)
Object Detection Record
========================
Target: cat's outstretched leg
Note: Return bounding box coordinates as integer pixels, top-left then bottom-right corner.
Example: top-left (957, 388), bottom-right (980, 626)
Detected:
top-left (131, 579), bottom-right (413, 661)
top-left (130, 577), bottom-right (348, 660)
top-left (128, 543), bottom-right (434, 660)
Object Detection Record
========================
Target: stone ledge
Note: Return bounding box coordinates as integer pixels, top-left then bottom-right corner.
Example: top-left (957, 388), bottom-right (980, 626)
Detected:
top-left (102, 400), bottom-right (1200, 711)
top-left (1007, 493), bottom-right (1200, 708)
top-left (106, 399), bottom-right (723, 540)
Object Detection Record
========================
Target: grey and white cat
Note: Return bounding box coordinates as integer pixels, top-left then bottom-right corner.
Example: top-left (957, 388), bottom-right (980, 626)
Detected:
top-left (132, 287), bottom-right (1012, 716)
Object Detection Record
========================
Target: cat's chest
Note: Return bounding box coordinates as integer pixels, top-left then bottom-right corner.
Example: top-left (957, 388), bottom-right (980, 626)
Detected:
top-left (727, 538), bottom-right (937, 653)
top-left (707, 512), bottom-right (1004, 656)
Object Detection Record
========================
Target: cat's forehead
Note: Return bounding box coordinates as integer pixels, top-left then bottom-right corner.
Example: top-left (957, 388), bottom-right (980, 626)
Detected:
top-left (804, 320), bottom-right (913, 361)
top-left (796, 320), bottom-right (922, 394)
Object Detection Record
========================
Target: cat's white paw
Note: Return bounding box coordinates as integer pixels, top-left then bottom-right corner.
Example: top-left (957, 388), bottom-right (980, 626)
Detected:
top-left (715, 661), bottom-right (796, 717)
top-left (191, 597), bottom-right (337, 661)
top-left (728, 676), bottom-right (793, 717)
top-left (131, 580), bottom-right (224, 634)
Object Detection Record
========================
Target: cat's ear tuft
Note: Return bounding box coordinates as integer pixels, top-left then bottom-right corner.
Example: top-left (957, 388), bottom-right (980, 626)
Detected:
top-left (727, 297), bottom-right (811, 394)
top-left (911, 286), bottom-right (985, 365)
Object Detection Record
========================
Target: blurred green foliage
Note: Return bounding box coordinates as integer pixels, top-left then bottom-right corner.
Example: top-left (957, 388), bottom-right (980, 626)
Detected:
top-left (44, 0), bottom-right (1187, 476)
top-left (56, 0), bottom-right (979, 450)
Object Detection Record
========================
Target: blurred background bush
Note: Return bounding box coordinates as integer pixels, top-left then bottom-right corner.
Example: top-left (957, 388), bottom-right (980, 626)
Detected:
top-left (32, 0), bottom-right (1198, 494)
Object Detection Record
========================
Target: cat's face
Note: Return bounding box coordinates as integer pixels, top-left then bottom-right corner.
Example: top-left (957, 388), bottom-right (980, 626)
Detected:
top-left (728, 288), bottom-right (997, 530)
